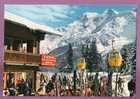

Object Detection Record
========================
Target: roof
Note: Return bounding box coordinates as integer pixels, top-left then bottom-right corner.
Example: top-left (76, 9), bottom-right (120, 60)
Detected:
top-left (4, 11), bottom-right (62, 36)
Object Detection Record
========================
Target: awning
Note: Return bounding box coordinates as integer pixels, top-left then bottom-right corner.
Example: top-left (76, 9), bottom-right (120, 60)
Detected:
top-left (4, 63), bottom-right (40, 72)
top-left (38, 66), bottom-right (59, 73)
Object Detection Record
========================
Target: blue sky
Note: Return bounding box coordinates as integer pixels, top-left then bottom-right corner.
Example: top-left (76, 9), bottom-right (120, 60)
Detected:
top-left (5, 4), bottom-right (136, 28)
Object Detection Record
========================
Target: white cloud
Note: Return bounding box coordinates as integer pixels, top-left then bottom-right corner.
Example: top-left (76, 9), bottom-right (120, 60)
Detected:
top-left (6, 5), bottom-right (75, 22)
top-left (33, 5), bottom-right (72, 19)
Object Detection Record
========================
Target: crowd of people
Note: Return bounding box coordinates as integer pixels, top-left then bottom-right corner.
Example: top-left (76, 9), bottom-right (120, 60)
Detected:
top-left (3, 72), bottom-right (135, 96)
top-left (36, 72), bottom-right (136, 96)
top-left (3, 78), bottom-right (33, 96)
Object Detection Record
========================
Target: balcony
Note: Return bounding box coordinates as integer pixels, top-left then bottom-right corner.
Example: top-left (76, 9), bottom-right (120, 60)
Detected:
top-left (4, 50), bottom-right (40, 66)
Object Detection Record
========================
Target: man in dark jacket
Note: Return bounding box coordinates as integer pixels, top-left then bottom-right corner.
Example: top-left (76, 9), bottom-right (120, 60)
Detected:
top-left (45, 80), bottom-right (54, 93)
top-left (128, 78), bottom-right (135, 96)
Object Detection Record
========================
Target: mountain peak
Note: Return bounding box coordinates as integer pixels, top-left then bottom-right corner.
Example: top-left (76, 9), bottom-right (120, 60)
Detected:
top-left (80, 12), bottom-right (98, 21)
top-left (82, 12), bottom-right (98, 18)
top-left (103, 9), bottom-right (119, 15)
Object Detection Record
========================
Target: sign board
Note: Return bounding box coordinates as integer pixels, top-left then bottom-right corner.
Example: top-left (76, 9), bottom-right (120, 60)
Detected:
top-left (41, 54), bottom-right (56, 66)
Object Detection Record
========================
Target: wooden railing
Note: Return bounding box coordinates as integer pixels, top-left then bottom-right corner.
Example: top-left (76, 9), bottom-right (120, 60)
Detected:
top-left (4, 50), bottom-right (40, 66)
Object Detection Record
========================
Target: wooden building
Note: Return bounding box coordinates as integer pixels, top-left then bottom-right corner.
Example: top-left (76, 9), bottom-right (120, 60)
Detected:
top-left (3, 12), bottom-right (62, 95)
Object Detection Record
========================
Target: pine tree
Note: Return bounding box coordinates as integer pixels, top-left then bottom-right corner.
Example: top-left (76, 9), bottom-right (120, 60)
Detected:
top-left (66, 43), bottom-right (73, 72)
top-left (121, 41), bottom-right (136, 74)
top-left (121, 47), bottom-right (131, 73)
top-left (130, 41), bottom-right (136, 77)
top-left (81, 41), bottom-right (103, 72)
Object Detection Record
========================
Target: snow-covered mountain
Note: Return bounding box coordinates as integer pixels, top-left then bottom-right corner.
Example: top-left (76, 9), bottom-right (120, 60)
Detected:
top-left (40, 34), bottom-right (61, 54)
top-left (44, 9), bottom-right (136, 70)
top-left (57, 9), bottom-right (136, 54)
